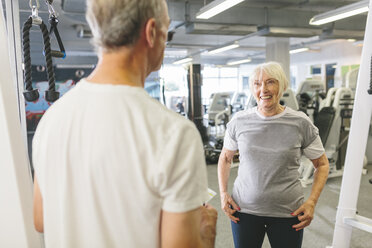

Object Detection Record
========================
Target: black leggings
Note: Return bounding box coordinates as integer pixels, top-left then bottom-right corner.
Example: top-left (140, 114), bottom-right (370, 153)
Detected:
top-left (231, 212), bottom-right (303, 248)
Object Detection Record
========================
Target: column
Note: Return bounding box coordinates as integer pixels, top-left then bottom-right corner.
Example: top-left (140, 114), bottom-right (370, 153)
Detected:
top-left (266, 37), bottom-right (290, 80)
top-left (187, 64), bottom-right (208, 142)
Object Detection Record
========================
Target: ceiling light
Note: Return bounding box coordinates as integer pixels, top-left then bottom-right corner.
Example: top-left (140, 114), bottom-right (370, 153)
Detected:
top-left (309, 0), bottom-right (369, 25)
top-left (196, 0), bottom-right (245, 19)
top-left (208, 43), bottom-right (240, 55)
top-left (289, 47), bottom-right (309, 54)
top-left (227, 58), bottom-right (251, 66)
top-left (173, 57), bottom-right (193, 65)
top-left (347, 39), bottom-right (356, 42)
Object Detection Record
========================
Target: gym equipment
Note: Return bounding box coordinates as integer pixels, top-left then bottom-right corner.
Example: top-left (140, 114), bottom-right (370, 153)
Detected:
top-left (204, 92), bottom-right (233, 164)
top-left (231, 91), bottom-right (248, 113)
top-left (296, 79), bottom-right (326, 121)
top-left (204, 138), bottom-right (224, 164)
top-left (332, 3), bottom-right (372, 245)
top-left (204, 91), bottom-right (247, 164)
top-left (280, 88), bottom-right (299, 110)
top-left (207, 92), bottom-right (233, 126)
top-left (299, 87), bottom-right (355, 186)
top-left (165, 95), bottom-right (187, 116)
top-left (345, 67), bottom-right (359, 93)
top-left (22, 0), bottom-right (64, 102)
top-left (0, 1), bottom-right (40, 245)
top-left (47, 1), bottom-right (66, 59)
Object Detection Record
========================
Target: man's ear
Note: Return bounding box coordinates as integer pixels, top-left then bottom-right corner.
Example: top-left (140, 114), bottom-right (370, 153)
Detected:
top-left (144, 18), bottom-right (157, 48)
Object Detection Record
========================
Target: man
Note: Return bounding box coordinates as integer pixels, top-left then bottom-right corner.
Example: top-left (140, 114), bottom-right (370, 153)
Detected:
top-left (32, 0), bottom-right (217, 247)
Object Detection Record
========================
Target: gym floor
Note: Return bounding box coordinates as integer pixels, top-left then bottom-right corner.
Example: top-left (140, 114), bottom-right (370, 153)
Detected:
top-left (206, 163), bottom-right (372, 248)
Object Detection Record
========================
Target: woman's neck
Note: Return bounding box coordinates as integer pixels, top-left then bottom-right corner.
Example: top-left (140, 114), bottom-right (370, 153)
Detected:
top-left (258, 104), bottom-right (285, 117)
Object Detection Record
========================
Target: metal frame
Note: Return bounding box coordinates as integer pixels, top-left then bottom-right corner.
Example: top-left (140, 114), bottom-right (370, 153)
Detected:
top-left (0, 0), bottom-right (42, 246)
top-left (331, 0), bottom-right (372, 247)
top-left (5, 0), bottom-right (29, 149)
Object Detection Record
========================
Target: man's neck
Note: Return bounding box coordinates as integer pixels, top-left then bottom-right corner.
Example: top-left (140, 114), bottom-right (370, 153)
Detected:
top-left (87, 47), bottom-right (149, 88)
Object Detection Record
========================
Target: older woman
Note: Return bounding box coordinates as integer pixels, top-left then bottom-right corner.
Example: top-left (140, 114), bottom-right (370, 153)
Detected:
top-left (218, 61), bottom-right (329, 248)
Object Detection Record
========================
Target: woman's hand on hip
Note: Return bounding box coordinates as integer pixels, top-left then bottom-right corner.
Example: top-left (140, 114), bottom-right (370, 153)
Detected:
top-left (220, 192), bottom-right (240, 223)
top-left (291, 200), bottom-right (315, 231)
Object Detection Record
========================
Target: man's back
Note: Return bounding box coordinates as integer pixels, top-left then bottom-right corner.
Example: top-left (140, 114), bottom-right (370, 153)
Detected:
top-left (33, 79), bottom-right (208, 247)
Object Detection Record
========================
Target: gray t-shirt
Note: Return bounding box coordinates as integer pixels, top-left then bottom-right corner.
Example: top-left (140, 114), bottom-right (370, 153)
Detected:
top-left (224, 107), bottom-right (325, 217)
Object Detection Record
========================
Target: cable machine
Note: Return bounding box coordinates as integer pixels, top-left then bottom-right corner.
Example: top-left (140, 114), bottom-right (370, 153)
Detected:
top-left (331, 0), bottom-right (372, 246)
top-left (0, 0), bottom-right (41, 246)
top-left (0, 0), bottom-right (65, 246)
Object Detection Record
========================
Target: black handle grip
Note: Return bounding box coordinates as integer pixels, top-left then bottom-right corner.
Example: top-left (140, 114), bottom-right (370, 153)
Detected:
top-left (23, 89), bottom-right (40, 102)
top-left (45, 90), bottom-right (60, 102)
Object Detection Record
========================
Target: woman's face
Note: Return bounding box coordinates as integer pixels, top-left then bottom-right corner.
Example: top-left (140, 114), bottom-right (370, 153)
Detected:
top-left (253, 71), bottom-right (281, 113)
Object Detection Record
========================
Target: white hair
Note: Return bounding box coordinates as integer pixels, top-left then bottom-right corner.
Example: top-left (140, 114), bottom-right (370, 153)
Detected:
top-left (249, 61), bottom-right (289, 98)
top-left (86, 0), bottom-right (163, 52)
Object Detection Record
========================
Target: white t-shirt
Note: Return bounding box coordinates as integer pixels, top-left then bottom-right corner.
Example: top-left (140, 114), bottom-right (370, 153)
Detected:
top-left (32, 79), bottom-right (209, 248)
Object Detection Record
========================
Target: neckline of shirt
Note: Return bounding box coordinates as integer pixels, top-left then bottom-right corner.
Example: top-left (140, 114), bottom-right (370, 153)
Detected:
top-left (77, 78), bottom-right (146, 94)
top-left (254, 106), bottom-right (288, 120)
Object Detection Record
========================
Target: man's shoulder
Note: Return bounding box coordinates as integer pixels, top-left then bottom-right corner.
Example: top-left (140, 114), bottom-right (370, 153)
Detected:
top-left (156, 104), bottom-right (196, 132)
top-left (128, 93), bottom-right (198, 137)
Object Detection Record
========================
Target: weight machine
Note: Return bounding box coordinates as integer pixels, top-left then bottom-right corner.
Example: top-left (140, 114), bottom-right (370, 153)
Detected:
top-left (0, 0), bottom-right (66, 246)
top-left (0, 0), bottom-right (41, 246)
top-left (331, 0), bottom-right (372, 246)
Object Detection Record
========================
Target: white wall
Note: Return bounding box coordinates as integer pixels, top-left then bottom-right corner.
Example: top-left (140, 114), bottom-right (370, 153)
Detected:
top-left (291, 40), bottom-right (362, 88)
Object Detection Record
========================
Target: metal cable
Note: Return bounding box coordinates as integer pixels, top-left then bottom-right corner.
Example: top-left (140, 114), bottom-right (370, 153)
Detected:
top-left (29, 0), bottom-right (40, 10)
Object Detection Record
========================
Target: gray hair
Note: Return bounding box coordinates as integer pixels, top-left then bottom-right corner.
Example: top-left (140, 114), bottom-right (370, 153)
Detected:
top-left (86, 0), bottom-right (163, 52)
top-left (249, 61), bottom-right (289, 98)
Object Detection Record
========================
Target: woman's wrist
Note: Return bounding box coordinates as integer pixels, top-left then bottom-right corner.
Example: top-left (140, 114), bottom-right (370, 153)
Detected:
top-left (220, 190), bottom-right (228, 194)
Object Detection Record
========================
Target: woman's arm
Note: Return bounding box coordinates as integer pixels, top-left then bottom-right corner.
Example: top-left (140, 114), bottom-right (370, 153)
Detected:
top-left (308, 153), bottom-right (330, 206)
top-left (292, 153), bottom-right (329, 231)
top-left (218, 148), bottom-right (240, 223)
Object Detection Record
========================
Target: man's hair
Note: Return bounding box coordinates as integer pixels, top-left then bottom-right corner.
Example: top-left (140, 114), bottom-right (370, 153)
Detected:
top-left (86, 0), bottom-right (163, 52)
top-left (249, 61), bottom-right (289, 98)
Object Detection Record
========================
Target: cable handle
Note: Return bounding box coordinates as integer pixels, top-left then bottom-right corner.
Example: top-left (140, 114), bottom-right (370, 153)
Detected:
top-left (45, 0), bottom-right (66, 59)
top-left (22, 17), bottom-right (39, 102)
top-left (39, 21), bottom-right (59, 102)
top-left (48, 16), bottom-right (66, 58)
top-left (22, 16), bottom-right (60, 102)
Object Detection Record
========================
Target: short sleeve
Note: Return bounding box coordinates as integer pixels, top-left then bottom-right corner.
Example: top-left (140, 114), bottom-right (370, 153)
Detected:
top-left (302, 118), bottom-right (319, 149)
top-left (303, 135), bottom-right (325, 160)
top-left (156, 123), bottom-right (209, 213)
top-left (223, 120), bottom-right (238, 151)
